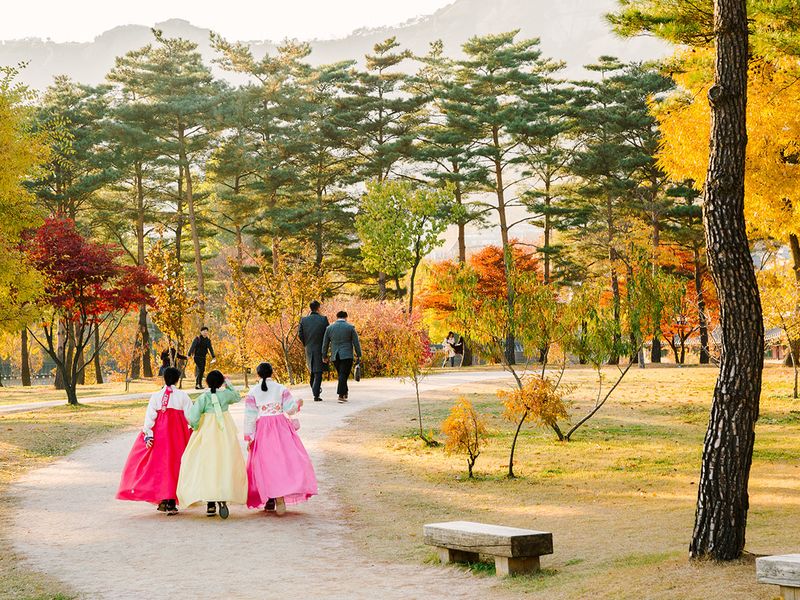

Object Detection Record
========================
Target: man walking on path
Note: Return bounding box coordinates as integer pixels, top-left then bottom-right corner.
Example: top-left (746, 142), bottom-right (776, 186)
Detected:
top-left (298, 300), bottom-right (329, 402)
top-left (322, 311), bottom-right (362, 403)
top-left (188, 326), bottom-right (215, 390)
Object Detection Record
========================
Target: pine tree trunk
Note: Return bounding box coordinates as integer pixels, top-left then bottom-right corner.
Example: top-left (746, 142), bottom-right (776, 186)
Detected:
top-left (695, 246), bottom-right (711, 364)
top-left (315, 189), bottom-right (324, 271)
top-left (690, 0), bottom-right (763, 561)
top-left (134, 164), bottom-right (153, 378)
top-left (180, 135), bottom-right (205, 320)
top-left (130, 333), bottom-right (142, 380)
top-left (651, 213), bottom-right (662, 363)
top-left (21, 329), bottom-right (31, 387)
top-left (608, 206), bottom-right (621, 365)
top-left (138, 306), bottom-right (153, 378)
top-left (492, 130), bottom-right (516, 366)
top-left (176, 165), bottom-right (184, 264)
top-left (782, 234), bottom-right (800, 366)
top-left (609, 266), bottom-right (621, 365)
top-left (627, 262), bottom-right (639, 364)
top-left (453, 169), bottom-right (467, 264)
top-left (93, 325), bottom-right (103, 384)
top-left (543, 179), bottom-right (552, 285)
top-left (454, 177), bottom-right (472, 366)
top-left (651, 335), bottom-right (662, 363)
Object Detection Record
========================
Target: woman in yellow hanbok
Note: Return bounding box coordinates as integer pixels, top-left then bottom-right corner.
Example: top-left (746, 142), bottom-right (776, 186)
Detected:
top-left (176, 370), bottom-right (247, 518)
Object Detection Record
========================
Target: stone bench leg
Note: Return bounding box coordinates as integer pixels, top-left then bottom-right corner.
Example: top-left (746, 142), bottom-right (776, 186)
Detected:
top-left (494, 555), bottom-right (541, 577)
top-left (436, 547), bottom-right (479, 564)
top-left (781, 586), bottom-right (800, 600)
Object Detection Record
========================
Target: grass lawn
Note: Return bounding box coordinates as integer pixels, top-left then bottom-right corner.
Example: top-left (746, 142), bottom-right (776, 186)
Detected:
top-left (0, 380), bottom-right (160, 406)
top-left (322, 364), bottom-right (800, 599)
top-left (0, 401), bottom-right (145, 600)
top-left (0, 375), bottom-right (256, 407)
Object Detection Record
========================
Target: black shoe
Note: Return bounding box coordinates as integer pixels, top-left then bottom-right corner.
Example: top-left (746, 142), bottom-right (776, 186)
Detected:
top-left (195, 385), bottom-right (203, 390)
top-left (314, 397), bottom-right (322, 402)
top-left (206, 502), bottom-right (216, 517)
top-left (166, 500), bottom-right (178, 516)
top-left (218, 502), bottom-right (229, 520)
top-left (265, 498), bottom-right (276, 511)
top-left (157, 501), bottom-right (167, 513)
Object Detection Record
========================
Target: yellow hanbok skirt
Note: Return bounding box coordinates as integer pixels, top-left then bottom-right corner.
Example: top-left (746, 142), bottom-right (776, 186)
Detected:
top-left (176, 411), bottom-right (247, 507)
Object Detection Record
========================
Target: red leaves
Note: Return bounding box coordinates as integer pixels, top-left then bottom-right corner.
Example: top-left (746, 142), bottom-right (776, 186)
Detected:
top-left (420, 242), bottom-right (540, 314)
top-left (25, 217), bottom-right (157, 320)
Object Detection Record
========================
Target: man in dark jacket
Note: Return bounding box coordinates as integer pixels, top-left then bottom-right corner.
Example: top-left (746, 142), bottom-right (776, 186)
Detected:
top-left (188, 326), bottom-right (215, 389)
top-left (322, 311), bottom-right (362, 403)
top-left (298, 300), bottom-right (329, 402)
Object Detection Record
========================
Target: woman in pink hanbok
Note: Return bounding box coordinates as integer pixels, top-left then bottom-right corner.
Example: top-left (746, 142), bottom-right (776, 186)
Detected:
top-left (244, 363), bottom-right (317, 514)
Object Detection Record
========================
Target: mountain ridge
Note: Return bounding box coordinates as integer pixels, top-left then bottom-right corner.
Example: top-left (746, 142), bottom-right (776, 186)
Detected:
top-left (1, 0), bottom-right (670, 89)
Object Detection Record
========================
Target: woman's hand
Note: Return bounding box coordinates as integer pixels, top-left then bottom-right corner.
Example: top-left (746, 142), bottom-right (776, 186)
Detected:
top-left (144, 436), bottom-right (154, 449)
top-left (297, 399), bottom-right (304, 410)
top-left (247, 439), bottom-right (253, 451)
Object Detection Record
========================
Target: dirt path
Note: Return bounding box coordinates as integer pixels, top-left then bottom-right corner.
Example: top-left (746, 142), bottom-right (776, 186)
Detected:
top-left (10, 371), bottom-right (511, 600)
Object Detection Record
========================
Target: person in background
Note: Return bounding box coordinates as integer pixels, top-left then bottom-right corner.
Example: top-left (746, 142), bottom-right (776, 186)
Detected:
top-left (442, 332), bottom-right (457, 368)
top-left (298, 300), bottom-right (329, 402)
top-left (188, 327), bottom-right (215, 390)
top-left (321, 311), bottom-right (363, 403)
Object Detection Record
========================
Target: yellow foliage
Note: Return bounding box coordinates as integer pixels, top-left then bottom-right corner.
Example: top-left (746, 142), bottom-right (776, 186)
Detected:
top-left (441, 397), bottom-right (487, 477)
top-left (656, 50), bottom-right (800, 244)
top-left (498, 375), bottom-right (571, 430)
top-left (0, 66), bottom-right (48, 332)
top-left (146, 239), bottom-right (197, 356)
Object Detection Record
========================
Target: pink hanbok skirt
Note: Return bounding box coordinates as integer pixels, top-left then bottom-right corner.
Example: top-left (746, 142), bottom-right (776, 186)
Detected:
top-left (246, 414), bottom-right (318, 508)
top-left (117, 409), bottom-right (191, 504)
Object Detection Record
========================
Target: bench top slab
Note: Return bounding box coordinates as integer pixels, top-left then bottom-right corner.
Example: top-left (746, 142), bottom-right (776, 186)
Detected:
top-left (756, 554), bottom-right (800, 586)
top-left (423, 521), bottom-right (553, 558)
top-left (425, 521), bottom-right (548, 538)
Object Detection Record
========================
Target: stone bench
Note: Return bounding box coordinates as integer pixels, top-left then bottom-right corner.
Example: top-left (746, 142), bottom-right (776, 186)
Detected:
top-left (423, 521), bottom-right (553, 576)
top-left (757, 554), bottom-right (800, 599)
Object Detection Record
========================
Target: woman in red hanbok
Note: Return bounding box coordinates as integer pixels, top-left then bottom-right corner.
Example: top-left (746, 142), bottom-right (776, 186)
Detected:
top-left (117, 367), bottom-right (193, 514)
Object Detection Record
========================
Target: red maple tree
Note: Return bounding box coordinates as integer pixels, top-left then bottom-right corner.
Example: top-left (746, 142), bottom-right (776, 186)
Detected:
top-left (25, 218), bottom-right (155, 404)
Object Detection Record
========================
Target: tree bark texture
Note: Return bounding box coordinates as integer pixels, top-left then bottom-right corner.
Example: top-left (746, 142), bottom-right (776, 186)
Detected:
top-left (690, 0), bottom-right (763, 561)
top-left (20, 328), bottom-right (31, 387)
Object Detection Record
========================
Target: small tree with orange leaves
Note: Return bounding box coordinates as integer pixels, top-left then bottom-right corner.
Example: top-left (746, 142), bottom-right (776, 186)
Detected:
top-left (442, 397), bottom-right (488, 478)
top-left (498, 375), bottom-right (571, 478)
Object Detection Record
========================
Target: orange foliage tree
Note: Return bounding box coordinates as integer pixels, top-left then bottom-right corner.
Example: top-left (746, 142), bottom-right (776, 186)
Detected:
top-left (498, 375), bottom-right (571, 477)
top-left (419, 243), bottom-right (540, 361)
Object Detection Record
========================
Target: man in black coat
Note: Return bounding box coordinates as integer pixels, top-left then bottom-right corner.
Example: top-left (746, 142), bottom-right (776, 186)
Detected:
top-left (188, 326), bottom-right (215, 389)
top-left (298, 300), bottom-right (329, 402)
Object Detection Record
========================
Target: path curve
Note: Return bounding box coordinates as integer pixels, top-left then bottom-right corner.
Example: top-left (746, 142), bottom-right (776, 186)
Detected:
top-left (11, 371), bottom-right (510, 599)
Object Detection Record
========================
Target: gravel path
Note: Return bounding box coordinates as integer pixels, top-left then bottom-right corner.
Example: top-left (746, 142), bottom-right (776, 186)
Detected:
top-left (10, 371), bottom-right (511, 599)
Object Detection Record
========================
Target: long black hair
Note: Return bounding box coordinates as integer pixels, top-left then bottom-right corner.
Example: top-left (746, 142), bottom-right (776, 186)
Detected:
top-left (256, 362), bottom-right (273, 391)
top-left (206, 370), bottom-right (224, 393)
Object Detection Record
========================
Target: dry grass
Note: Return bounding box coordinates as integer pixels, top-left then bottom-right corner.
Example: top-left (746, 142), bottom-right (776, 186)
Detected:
top-left (0, 380), bottom-right (159, 406)
top-left (322, 364), bottom-right (798, 599)
top-left (0, 401), bottom-right (145, 599)
top-left (0, 375), bottom-right (254, 407)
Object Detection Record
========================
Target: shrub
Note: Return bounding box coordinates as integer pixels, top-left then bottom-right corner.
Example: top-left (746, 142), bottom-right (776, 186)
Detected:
top-left (498, 376), bottom-right (571, 477)
top-left (328, 298), bottom-right (430, 378)
top-left (442, 397), bottom-right (488, 478)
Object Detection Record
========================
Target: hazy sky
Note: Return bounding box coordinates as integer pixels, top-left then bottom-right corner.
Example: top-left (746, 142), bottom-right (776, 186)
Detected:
top-left (2, 0), bottom-right (455, 42)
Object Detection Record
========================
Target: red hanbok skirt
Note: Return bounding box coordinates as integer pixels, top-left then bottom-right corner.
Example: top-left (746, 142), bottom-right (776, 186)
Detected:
top-left (117, 408), bottom-right (191, 504)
